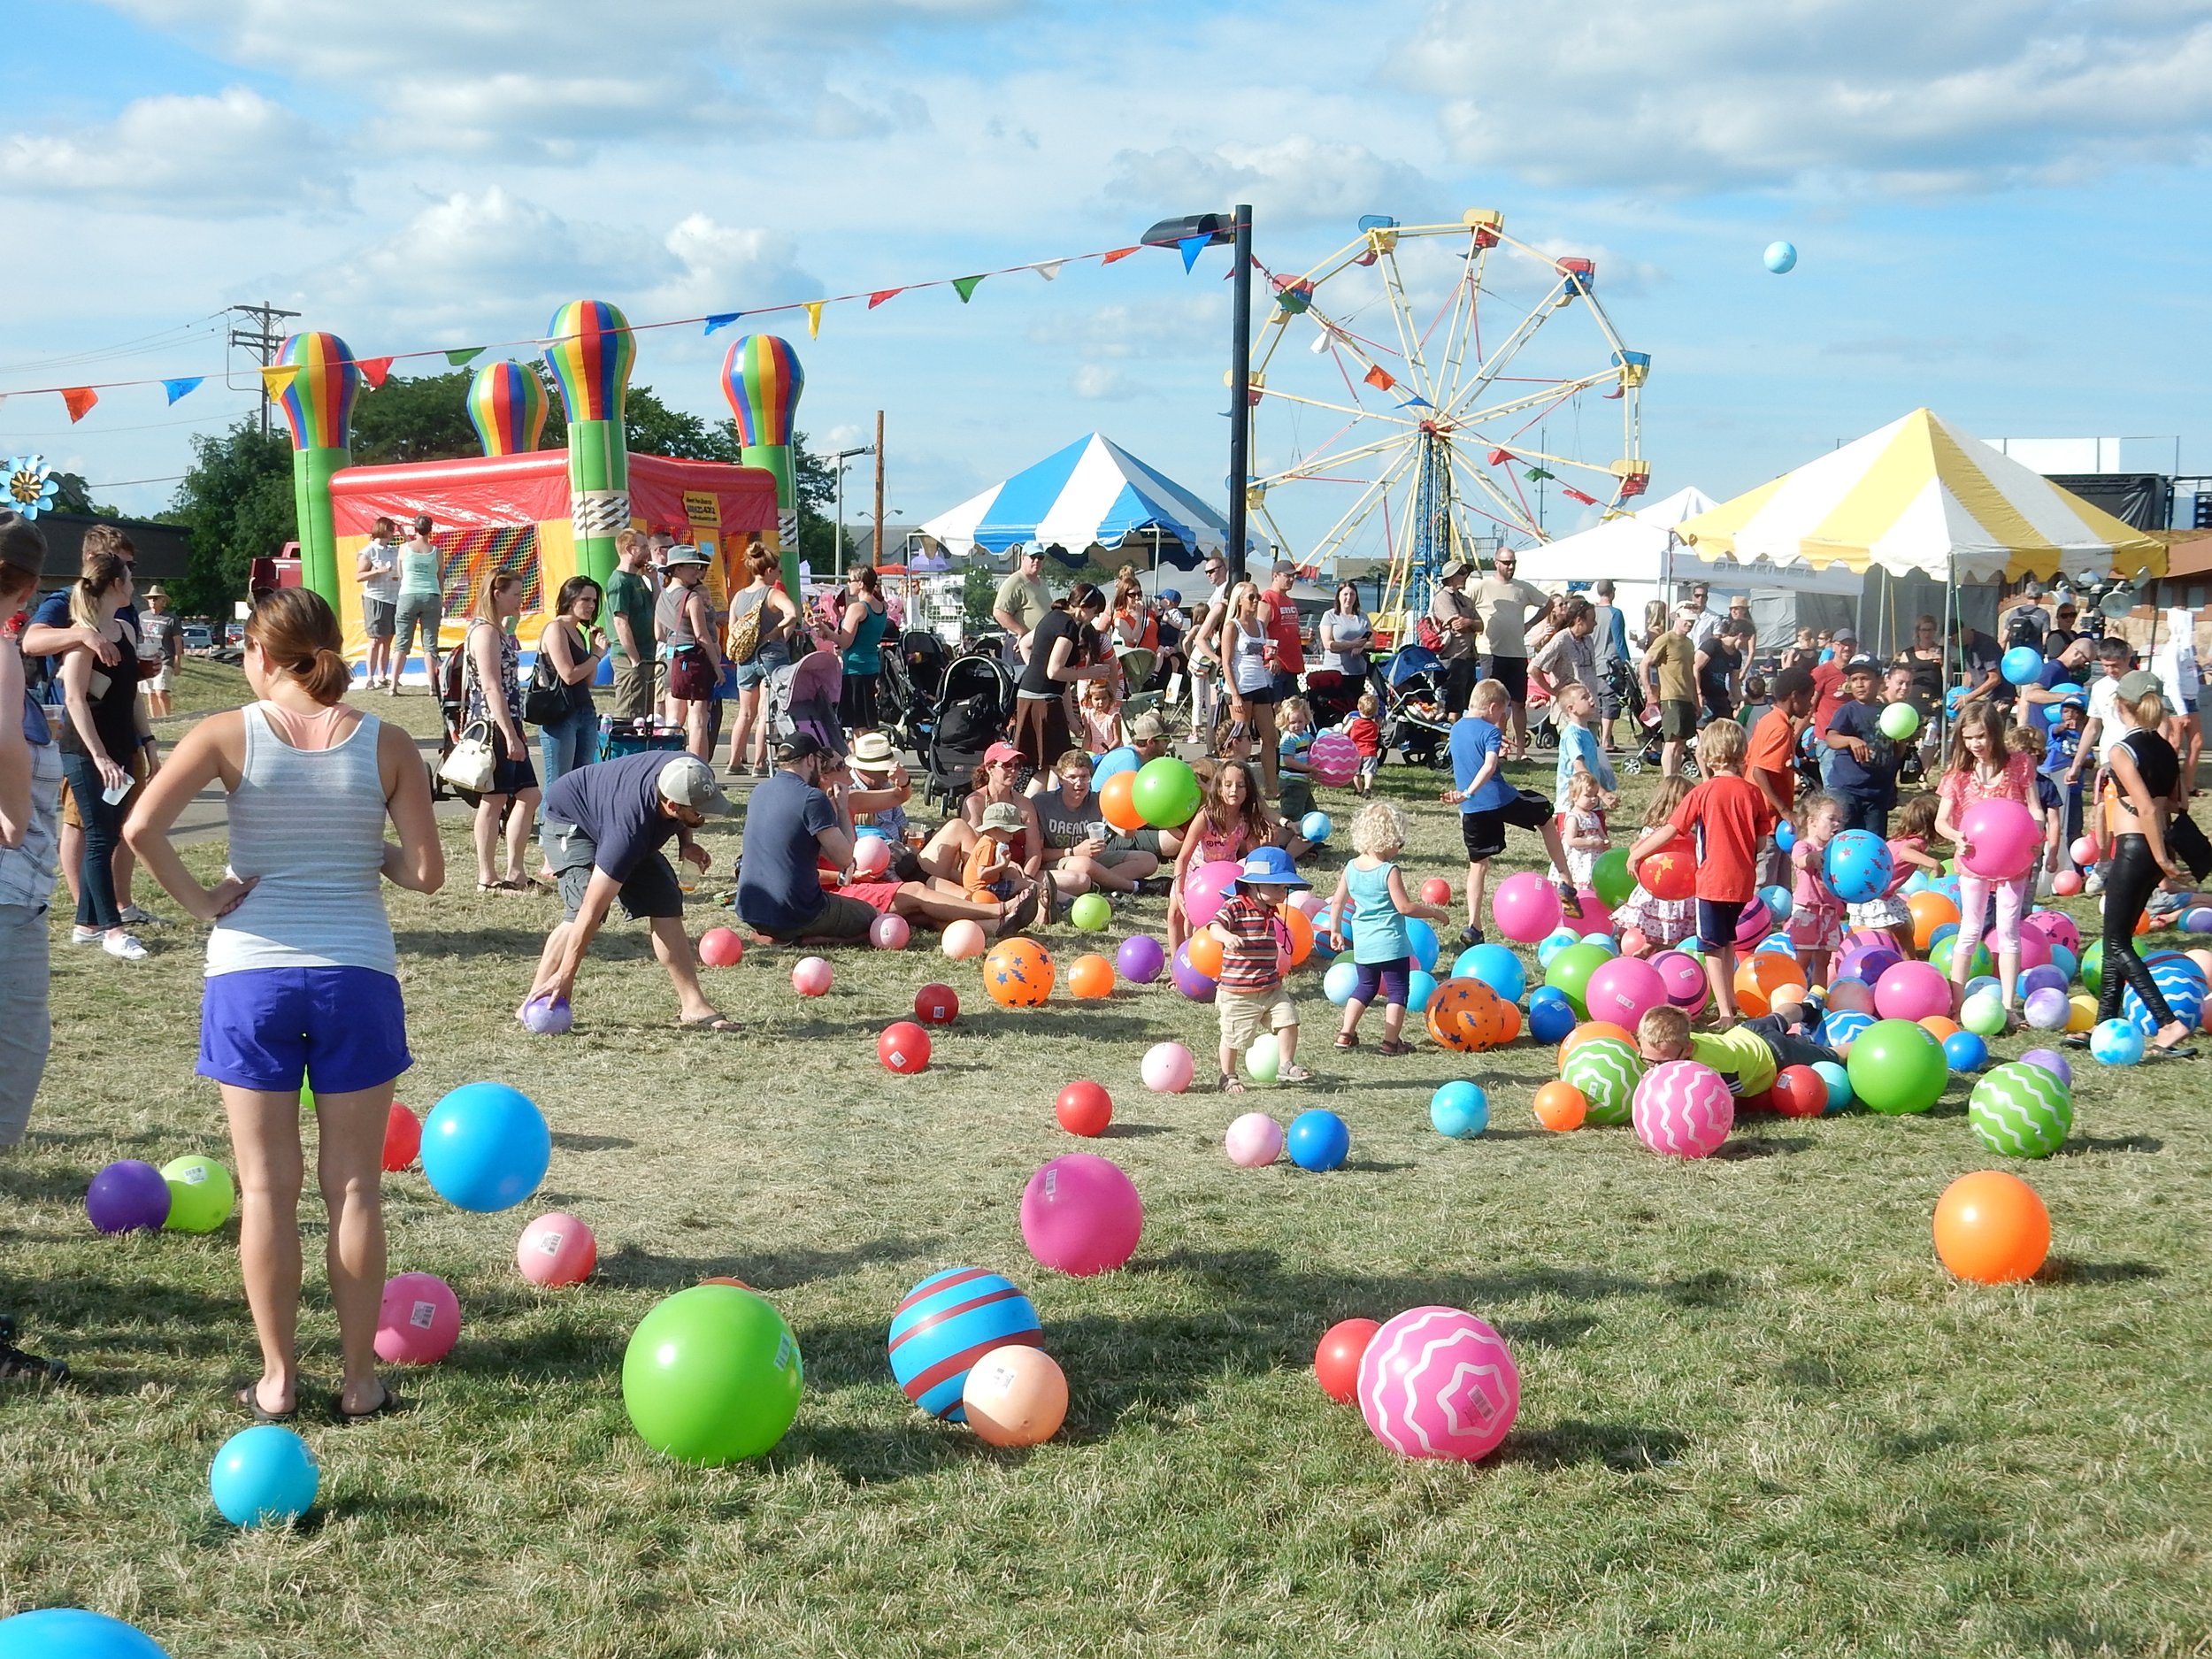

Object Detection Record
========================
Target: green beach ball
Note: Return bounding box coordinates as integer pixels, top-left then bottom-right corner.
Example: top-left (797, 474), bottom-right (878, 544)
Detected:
top-left (1561, 1035), bottom-right (1643, 1126)
top-left (622, 1285), bottom-right (803, 1464)
top-left (160, 1155), bottom-right (235, 1233)
top-left (1544, 941), bottom-right (1611, 1020)
top-left (1591, 849), bottom-right (1634, 910)
top-left (1878, 702), bottom-right (1920, 741)
top-left (1845, 1018), bottom-right (1948, 1116)
top-left (1069, 893), bottom-right (1112, 932)
top-left (1969, 1061), bottom-right (2074, 1158)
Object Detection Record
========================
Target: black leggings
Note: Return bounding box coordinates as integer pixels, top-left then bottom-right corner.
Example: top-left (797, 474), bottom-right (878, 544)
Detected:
top-left (2096, 833), bottom-right (2176, 1028)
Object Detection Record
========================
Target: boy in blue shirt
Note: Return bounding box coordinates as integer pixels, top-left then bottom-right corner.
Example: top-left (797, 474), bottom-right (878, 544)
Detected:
top-left (1822, 658), bottom-right (1904, 836)
top-left (1442, 679), bottom-right (1578, 945)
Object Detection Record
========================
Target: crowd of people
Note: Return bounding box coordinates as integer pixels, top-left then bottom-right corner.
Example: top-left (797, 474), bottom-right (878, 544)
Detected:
top-left (7, 503), bottom-right (2209, 1389)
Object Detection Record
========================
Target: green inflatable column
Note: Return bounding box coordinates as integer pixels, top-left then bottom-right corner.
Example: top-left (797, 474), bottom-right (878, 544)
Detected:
top-left (721, 335), bottom-right (805, 597)
top-left (273, 333), bottom-right (360, 606)
top-left (543, 301), bottom-right (637, 588)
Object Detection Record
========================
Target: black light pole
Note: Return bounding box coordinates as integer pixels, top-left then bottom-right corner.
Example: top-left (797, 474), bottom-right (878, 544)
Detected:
top-left (1143, 204), bottom-right (1254, 582)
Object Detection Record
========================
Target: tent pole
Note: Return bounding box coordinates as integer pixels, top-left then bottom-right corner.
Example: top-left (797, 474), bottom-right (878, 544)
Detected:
top-left (1940, 559), bottom-right (1958, 760)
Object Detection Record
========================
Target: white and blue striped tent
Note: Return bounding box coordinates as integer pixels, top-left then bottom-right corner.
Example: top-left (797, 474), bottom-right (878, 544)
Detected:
top-left (919, 433), bottom-right (1262, 569)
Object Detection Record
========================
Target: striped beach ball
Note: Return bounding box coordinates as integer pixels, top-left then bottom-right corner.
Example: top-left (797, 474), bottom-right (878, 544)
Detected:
top-left (1356, 1305), bottom-right (1519, 1462)
top-left (1818, 1008), bottom-right (1874, 1052)
top-left (1559, 1034), bottom-right (1643, 1126)
top-left (1968, 1062), bottom-right (2075, 1159)
top-left (887, 1268), bottom-right (1043, 1421)
top-left (2122, 954), bottom-right (2206, 1035)
top-left (1631, 1059), bottom-right (1735, 1158)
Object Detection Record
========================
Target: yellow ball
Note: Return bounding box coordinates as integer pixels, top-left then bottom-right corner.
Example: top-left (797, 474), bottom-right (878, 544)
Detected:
top-left (2065, 993), bottom-right (2098, 1033)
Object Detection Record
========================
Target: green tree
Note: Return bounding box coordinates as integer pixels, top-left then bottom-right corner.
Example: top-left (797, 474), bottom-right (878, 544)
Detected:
top-left (49, 471), bottom-right (121, 518)
top-left (962, 564), bottom-right (999, 629)
top-left (349, 370), bottom-right (480, 465)
top-left (165, 425), bottom-right (295, 614)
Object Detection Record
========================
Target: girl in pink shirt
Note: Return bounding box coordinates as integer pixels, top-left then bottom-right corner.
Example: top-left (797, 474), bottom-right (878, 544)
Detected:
top-left (1934, 703), bottom-right (2042, 1020)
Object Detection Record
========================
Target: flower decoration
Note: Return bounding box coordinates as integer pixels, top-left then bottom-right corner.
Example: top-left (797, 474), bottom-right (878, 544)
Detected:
top-left (4, 454), bottom-right (59, 519)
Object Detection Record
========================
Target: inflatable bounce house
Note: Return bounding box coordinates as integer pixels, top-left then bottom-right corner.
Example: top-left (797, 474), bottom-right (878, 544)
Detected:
top-left (273, 301), bottom-right (803, 680)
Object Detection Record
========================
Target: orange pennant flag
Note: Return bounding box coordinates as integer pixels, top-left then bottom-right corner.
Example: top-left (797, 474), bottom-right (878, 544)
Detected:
top-left (1363, 365), bottom-right (1396, 392)
top-left (61, 387), bottom-right (98, 423)
top-left (1100, 247), bottom-right (1141, 265)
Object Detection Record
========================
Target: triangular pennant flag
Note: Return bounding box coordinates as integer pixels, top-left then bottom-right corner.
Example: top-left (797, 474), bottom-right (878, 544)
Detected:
top-left (1602, 387), bottom-right (1624, 401)
top-left (1034, 261), bottom-right (1064, 281)
top-left (1560, 486), bottom-right (1598, 506)
top-left (1179, 234), bottom-right (1209, 273)
top-left (951, 275), bottom-right (985, 303)
top-left (259, 364), bottom-right (299, 398)
top-left (1310, 328), bottom-right (1334, 355)
top-left (61, 387), bottom-right (98, 423)
top-left (1395, 395), bottom-right (1433, 410)
top-left (161, 377), bottom-right (204, 405)
top-left (703, 313), bottom-right (741, 335)
top-left (868, 288), bottom-right (903, 310)
top-left (1101, 246), bottom-right (1140, 265)
top-left (445, 347), bottom-right (485, 367)
top-left (1486, 448), bottom-right (1514, 466)
top-left (1362, 365), bottom-right (1396, 392)
top-left (803, 302), bottom-right (824, 339)
top-left (1524, 465), bottom-right (1555, 482)
top-left (358, 357), bottom-right (394, 388)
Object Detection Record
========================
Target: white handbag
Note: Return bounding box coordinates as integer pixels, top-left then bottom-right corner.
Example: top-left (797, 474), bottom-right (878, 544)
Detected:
top-left (439, 718), bottom-right (496, 793)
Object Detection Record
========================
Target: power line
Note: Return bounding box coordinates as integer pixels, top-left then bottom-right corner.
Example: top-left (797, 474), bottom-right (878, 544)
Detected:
top-left (228, 301), bottom-right (299, 440)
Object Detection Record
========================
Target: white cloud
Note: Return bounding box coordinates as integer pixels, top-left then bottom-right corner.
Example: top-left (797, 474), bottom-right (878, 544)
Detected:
top-left (1103, 136), bottom-right (1446, 227)
top-left (653, 215), bottom-right (820, 313)
top-left (0, 88), bottom-right (347, 215)
top-left (1042, 298), bottom-right (1224, 362)
top-left (1394, 0), bottom-right (2212, 193)
top-left (1071, 364), bottom-right (1137, 400)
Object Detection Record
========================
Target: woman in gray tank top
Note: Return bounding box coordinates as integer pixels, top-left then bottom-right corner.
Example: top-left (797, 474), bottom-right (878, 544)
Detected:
top-left (127, 588), bottom-right (444, 1423)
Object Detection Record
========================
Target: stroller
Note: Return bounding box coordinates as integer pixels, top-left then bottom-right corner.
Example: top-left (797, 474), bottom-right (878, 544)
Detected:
top-left (1376, 647), bottom-right (1453, 769)
top-left (920, 651), bottom-right (1018, 807)
top-left (876, 629), bottom-right (947, 754)
top-left (1303, 666), bottom-right (1369, 729)
top-left (763, 643), bottom-right (845, 757)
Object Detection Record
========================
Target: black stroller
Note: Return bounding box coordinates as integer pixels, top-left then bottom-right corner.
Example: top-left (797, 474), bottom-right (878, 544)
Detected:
top-left (875, 629), bottom-right (946, 756)
top-left (919, 651), bottom-right (1018, 807)
top-left (1376, 646), bottom-right (1453, 769)
top-left (1303, 666), bottom-right (1369, 729)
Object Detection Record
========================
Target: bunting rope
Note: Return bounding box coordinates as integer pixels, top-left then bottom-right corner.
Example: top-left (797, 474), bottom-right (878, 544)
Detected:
top-left (0, 230), bottom-right (1245, 426)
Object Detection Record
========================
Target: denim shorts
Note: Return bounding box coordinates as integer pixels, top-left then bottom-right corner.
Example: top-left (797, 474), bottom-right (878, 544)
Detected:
top-left (198, 966), bottom-right (411, 1094)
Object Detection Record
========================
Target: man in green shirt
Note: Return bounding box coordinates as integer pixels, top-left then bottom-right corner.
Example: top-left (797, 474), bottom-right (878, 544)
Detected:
top-left (992, 548), bottom-right (1052, 663)
top-left (1641, 605), bottom-right (1701, 779)
top-left (603, 528), bottom-right (658, 720)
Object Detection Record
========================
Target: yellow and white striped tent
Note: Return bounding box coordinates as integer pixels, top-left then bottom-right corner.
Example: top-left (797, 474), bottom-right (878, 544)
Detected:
top-left (1677, 408), bottom-right (2167, 583)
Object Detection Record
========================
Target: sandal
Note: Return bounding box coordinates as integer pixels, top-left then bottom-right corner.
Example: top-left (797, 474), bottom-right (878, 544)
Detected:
top-left (1278, 1064), bottom-right (1312, 1084)
top-left (2146, 1043), bottom-right (2200, 1061)
top-left (1377, 1039), bottom-right (1410, 1056)
top-left (677, 1013), bottom-right (739, 1033)
top-left (1219, 1073), bottom-right (1247, 1094)
top-left (1334, 1032), bottom-right (1358, 1050)
top-left (334, 1381), bottom-right (402, 1424)
top-left (235, 1380), bottom-right (296, 1424)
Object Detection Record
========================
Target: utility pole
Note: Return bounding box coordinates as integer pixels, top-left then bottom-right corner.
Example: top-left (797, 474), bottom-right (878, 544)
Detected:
top-left (1141, 205), bottom-right (1253, 581)
top-left (228, 300), bottom-right (301, 440)
top-left (830, 444), bottom-right (873, 580)
top-left (872, 410), bottom-right (887, 568)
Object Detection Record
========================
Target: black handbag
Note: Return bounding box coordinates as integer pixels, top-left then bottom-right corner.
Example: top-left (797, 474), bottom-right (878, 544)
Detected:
top-left (522, 654), bottom-right (569, 726)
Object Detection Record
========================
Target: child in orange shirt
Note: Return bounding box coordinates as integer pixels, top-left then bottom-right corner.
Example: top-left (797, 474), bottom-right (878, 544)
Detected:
top-left (1626, 719), bottom-right (1776, 1022)
top-left (964, 803), bottom-right (1027, 904)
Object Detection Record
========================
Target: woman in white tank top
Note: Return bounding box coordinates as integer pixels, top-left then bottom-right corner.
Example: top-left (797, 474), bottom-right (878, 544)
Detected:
top-left (127, 589), bottom-right (444, 1422)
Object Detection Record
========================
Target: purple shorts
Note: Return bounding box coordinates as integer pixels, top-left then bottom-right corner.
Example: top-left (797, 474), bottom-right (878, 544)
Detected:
top-left (1352, 956), bottom-right (1413, 1010)
top-left (198, 966), bottom-right (412, 1095)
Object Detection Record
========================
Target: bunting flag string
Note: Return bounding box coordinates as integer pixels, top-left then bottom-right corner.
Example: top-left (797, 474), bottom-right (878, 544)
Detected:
top-left (0, 221), bottom-right (1248, 423)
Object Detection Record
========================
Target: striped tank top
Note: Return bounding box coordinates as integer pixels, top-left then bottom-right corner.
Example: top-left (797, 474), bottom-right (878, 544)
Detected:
top-left (206, 703), bottom-right (397, 979)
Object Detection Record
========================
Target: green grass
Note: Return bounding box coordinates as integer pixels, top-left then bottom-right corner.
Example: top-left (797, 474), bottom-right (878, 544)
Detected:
top-left (6, 702), bottom-right (2212, 1657)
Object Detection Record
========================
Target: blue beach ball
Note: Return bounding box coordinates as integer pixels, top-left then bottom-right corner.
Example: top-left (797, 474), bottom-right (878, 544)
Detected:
top-left (420, 1082), bottom-right (551, 1213)
top-left (887, 1267), bottom-right (1042, 1421)
top-left (1429, 1081), bottom-right (1488, 1140)
top-left (1763, 241), bottom-right (1798, 274)
top-left (1286, 1110), bottom-right (1350, 1171)
top-left (209, 1424), bottom-right (319, 1529)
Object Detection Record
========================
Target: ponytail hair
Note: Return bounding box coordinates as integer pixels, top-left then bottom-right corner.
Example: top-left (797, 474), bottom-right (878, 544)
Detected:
top-left (69, 549), bottom-right (130, 631)
top-left (246, 587), bottom-right (351, 705)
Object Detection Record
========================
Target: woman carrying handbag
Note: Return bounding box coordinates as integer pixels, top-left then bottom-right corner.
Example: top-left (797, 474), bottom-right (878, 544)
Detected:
top-left (464, 572), bottom-right (539, 893)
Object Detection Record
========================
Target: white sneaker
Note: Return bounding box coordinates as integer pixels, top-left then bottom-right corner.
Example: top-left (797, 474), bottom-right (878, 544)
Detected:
top-left (70, 925), bottom-right (102, 946)
top-left (2084, 870), bottom-right (2106, 895)
top-left (117, 904), bottom-right (165, 926)
top-left (102, 932), bottom-right (148, 962)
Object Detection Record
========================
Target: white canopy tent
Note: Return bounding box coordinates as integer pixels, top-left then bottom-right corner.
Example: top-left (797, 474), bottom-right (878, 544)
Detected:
top-left (1514, 487), bottom-right (1862, 650)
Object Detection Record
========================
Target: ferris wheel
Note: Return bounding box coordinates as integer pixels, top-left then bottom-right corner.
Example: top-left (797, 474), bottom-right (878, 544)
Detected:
top-left (1246, 210), bottom-right (1647, 628)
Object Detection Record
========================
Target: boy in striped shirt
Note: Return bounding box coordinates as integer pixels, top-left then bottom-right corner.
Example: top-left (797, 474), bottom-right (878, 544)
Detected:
top-left (1206, 846), bottom-right (1311, 1092)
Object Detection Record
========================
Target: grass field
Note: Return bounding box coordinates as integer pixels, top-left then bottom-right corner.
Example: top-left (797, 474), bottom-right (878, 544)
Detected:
top-left (6, 677), bottom-right (2212, 1657)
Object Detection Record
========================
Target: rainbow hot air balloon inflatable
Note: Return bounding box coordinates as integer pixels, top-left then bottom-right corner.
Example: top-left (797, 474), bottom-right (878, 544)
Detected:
top-left (721, 335), bottom-right (804, 594)
top-left (467, 359), bottom-right (549, 457)
top-left (543, 300), bottom-right (637, 586)
top-left (274, 332), bottom-right (360, 604)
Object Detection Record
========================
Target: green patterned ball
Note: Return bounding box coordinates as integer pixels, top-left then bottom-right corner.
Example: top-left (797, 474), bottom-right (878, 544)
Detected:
top-left (1561, 1035), bottom-right (1644, 1126)
top-left (1968, 1061), bottom-right (2074, 1158)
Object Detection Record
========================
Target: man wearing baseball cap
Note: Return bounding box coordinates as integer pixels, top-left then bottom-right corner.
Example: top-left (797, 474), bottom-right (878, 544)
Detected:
top-left (524, 751), bottom-right (737, 1030)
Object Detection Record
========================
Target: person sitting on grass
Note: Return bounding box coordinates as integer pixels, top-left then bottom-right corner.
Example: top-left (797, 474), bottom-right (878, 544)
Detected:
top-left (1208, 845), bottom-right (1310, 1093)
top-left (1853, 791), bottom-right (1944, 958)
top-left (1635, 1002), bottom-right (1841, 1102)
top-left (964, 803), bottom-right (1028, 905)
top-left (526, 752), bottom-right (739, 1033)
top-left (1033, 749), bottom-right (1162, 900)
top-left (1326, 802), bottom-right (1450, 1055)
top-left (1442, 677), bottom-right (1580, 948)
top-left (1276, 693), bottom-right (1317, 827)
top-left (737, 735), bottom-right (1038, 948)
top-left (1626, 718), bottom-right (1775, 1024)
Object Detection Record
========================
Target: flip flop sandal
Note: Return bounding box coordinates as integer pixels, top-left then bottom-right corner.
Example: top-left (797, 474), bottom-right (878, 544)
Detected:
top-left (1277, 1064), bottom-right (1313, 1084)
top-left (677, 1014), bottom-right (739, 1033)
top-left (333, 1383), bottom-right (403, 1424)
top-left (1334, 1033), bottom-right (1359, 1050)
top-left (2146, 1044), bottom-right (2200, 1061)
top-left (235, 1381), bottom-right (296, 1424)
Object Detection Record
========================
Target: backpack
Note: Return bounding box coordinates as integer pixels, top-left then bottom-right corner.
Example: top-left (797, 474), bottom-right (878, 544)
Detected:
top-left (2005, 608), bottom-right (2045, 651)
top-left (437, 627), bottom-right (471, 709)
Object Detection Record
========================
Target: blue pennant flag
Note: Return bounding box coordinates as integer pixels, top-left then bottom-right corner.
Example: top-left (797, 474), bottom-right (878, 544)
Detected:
top-left (161, 377), bottom-right (204, 405)
top-left (703, 312), bottom-right (742, 334)
top-left (1179, 234), bottom-right (1210, 273)
top-left (1395, 395), bottom-right (1434, 410)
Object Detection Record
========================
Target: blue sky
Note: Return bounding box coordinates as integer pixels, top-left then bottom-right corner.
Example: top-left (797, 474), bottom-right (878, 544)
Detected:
top-left (3, 0), bottom-right (2208, 560)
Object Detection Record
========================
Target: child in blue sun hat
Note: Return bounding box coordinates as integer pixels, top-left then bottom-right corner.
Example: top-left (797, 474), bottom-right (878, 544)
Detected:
top-left (1205, 845), bottom-right (1311, 1092)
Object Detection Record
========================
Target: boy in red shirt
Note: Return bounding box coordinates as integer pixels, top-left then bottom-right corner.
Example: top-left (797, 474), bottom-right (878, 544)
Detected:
top-left (1627, 718), bottom-right (1776, 1023)
top-left (1348, 691), bottom-right (1383, 796)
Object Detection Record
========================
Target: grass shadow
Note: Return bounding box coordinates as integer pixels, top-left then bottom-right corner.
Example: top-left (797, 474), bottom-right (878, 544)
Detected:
top-left (1713, 1134), bottom-right (1816, 1160)
top-left (1502, 1418), bottom-right (1688, 1471)
top-left (2058, 1134), bottom-right (2163, 1156)
top-left (550, 1132), bottom-right (636, 1152)
top-left (595, 1233), bottom-right (941, 1296)
top-left (1098, 1122), bottom-right (1176, 1139)
top-left (2041, 1256), bottom-right (2163, 1286)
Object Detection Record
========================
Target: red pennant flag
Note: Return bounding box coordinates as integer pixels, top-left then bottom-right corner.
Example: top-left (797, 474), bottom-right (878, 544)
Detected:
top-left (1487, 448), bottom-right (1514, 467)
top-left (1100, 247), bottom-right (1141, 265)
top-left (358, 357), bottom-right (394, 389)
top-left (61, 387), bottom-right (98, 423)
top-left (868, 289), bottom-right (902, 310)
top-left (1560, 486), bottom-right (1597, 506)
top-left (1363, 365), bottom-right (1396, 392)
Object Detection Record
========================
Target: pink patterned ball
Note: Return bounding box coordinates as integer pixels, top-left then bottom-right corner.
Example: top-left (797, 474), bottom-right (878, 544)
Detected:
top-left (1356, 1305), bottom-right (1519, 1462)
top-left (1307, 732), bottom-right (1359, 787)
top-left (1652, 950), bottom-right (1708, 1012)
top-left (1631, 1059), bottom-right (1735, 1158)
top-left (2023, 910), bottom-right (2080, 956)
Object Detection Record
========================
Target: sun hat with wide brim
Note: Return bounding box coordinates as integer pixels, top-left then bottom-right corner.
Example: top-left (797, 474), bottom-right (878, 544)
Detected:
top-left (1233, 845), bottom-right (1310, 891)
